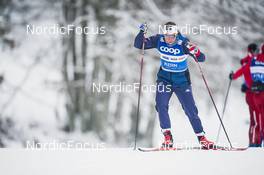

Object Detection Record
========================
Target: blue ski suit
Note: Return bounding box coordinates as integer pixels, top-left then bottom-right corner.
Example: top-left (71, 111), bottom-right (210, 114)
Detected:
top-left (134, 31), bottom-right (205, 135)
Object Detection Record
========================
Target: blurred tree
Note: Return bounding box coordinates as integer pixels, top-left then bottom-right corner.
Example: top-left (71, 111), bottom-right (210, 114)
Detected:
top-left (0, 0), bottom-right (15, 50)
top-left (0, 75), bottom-right (4, 85)
top-left (61, 0), bottom-right (119, 140)
top-left (61, 0), bottom-right (156, 146)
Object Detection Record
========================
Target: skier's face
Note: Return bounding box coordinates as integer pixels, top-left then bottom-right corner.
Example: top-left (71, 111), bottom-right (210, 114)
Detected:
top-left (164, 34), bottom-right (176, 44)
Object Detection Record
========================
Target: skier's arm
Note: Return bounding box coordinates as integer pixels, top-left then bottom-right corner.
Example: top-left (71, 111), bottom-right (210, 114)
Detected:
top-left (179, 33), bottom-right (205, 62)
top-left (183, 42), bottom-right (205, 62)
top-left (240, 56), bottom-right (250, 65)
top-left (134, 31), bottom-right (158, 50)
top-left (232, 67), bottom-right (244, 80)
top-left (195, 52), bottom-right (206, 62)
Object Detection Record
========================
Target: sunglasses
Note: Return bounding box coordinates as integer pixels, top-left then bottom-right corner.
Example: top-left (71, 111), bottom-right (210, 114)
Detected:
top-left (165, 34), bottom-right (176, 38)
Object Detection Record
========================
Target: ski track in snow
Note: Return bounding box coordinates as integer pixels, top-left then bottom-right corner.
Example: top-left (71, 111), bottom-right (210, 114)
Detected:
top-left (0, 148), bottom-right (263, 175)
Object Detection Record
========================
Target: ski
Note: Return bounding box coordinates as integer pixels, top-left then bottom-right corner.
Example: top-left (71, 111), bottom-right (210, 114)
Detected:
top-left (138, 146), bottom-right (247, 152)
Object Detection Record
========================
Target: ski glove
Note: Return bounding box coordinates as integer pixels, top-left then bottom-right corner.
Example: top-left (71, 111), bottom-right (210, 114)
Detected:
top-left (186, 42), bottom-right (201, 58)
top-left (240, 59), bottom-right (244, 65)
top-left (139, 23), bottom-right (148, 34)
top-left (241, 84), bottom-right (248, 93)
top-left (229, 72), bottom-right (234, 80)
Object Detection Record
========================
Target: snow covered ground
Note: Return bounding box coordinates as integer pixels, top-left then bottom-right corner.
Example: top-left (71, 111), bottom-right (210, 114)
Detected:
top-left (0, 148), bottom-right (263, 175)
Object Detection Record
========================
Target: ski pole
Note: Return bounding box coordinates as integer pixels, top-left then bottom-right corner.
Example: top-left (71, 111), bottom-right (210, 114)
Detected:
top-left (134, 25), bottom-right (146, 150)
top-left (191, 54), bottom-right (233, 148)
top-left (215, 78), bottom-right (232, 143)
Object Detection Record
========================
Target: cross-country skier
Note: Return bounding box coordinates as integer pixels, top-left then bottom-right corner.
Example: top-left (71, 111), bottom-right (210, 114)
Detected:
top-left (134, 22), bottom-right (214, 149)
top-left (253, 43), bottom-right (264, 146)
top-left (238, 43), bottom-right (260, 147)
top-left (230, 43), bottom-right (264, 147)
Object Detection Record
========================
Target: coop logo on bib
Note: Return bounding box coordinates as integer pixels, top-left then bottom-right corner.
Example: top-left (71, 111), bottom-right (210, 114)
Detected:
top-left (160, 46), bottom-right (180, 55)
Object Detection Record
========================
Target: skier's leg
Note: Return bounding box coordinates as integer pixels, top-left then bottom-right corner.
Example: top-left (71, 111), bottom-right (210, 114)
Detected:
top-left (173, 85), bottom-right (214, 149)
top-left (255, 112), bottom-right (261, 146)
top-left (155, 81), bottom-right (174, 148)
top-left (246, 92), bottom-right (256, 146)
top-left (173, 85), bottom-right (204, 135)
top-left (251, 93), bottom-right (262, 147)
top-left (248, 108), bottom-right (256, 146)
top-left (259, 92), bottom-right (264, 146)
top-left (155, 81), bottom-right (173, 130)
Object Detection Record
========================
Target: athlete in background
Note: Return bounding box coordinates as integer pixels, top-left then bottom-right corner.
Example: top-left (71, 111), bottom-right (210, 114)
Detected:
top-left (239, 43), bottom-right (259, 147)
top-left (230, 43), bottom-right (264, 147)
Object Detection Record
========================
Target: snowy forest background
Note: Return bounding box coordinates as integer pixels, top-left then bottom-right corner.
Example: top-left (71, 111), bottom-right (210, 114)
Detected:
top-left (0, 0), bottom-right (263, 148)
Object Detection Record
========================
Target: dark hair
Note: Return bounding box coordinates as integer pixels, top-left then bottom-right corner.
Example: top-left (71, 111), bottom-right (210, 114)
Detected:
top-left (164, 21), bottom-right (176, 26)
top-left (247, 43), bottom-right (258, 53)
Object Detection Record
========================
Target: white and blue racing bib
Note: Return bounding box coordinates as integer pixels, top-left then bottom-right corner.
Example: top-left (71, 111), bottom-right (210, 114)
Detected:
top-left (157, 36), bottom-right (188, 72)
top-left (250, 58), bottom-right (264, 83)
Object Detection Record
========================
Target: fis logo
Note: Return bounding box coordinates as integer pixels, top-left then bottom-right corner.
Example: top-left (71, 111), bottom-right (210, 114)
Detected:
top-left (160, 46), bottom-right (180, 55)
top-left (177, 40), bottom-right (183, 45)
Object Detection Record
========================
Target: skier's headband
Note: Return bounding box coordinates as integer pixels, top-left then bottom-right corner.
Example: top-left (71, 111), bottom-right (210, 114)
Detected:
top-left (164, 25), bottom-right (177, 35)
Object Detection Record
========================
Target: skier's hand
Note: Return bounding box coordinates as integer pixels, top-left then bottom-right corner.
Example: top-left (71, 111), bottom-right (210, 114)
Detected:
top-left (139, 23), bottom-right (148, 34)
top-left (240, 59), bottom-right (243, 65)
top-left (241, 84), bottom-right (248, 93)
top-left (229, 71), bottom-right (234, 80)
top-left (186, 42), bottom-right (200, 58)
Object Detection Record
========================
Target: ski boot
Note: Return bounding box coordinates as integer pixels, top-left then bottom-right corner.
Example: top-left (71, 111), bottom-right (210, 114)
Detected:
top-left (161, 130), bottom-right (174, 150)
top-left (198, 136), bottom-right (214, 150)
